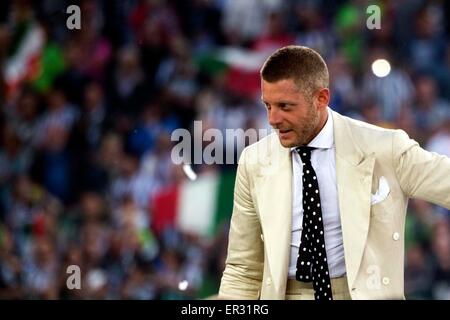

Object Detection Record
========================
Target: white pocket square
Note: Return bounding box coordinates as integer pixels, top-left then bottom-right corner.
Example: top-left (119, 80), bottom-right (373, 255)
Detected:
top-left (371, 176), bottom-right (390, 205)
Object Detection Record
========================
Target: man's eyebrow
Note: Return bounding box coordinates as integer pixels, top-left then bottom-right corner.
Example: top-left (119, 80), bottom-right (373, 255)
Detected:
top-left (260, 99), bottom-right (298, 107)
top-left (260, 98), bottom-right (296, 104)
top-left (271, 100), bottom-right (297, 105)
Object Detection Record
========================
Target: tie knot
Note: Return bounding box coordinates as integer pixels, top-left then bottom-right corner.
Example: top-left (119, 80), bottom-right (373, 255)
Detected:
top-left (296, 146), bottom-right (315, 162)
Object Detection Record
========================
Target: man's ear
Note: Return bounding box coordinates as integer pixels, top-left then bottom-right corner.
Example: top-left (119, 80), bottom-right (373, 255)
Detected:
top-left (315, 88), bottom-right (330, 109)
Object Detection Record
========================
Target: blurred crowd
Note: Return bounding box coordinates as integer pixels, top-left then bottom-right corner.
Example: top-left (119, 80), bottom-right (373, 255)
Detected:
top-left (0, 0), bottom-right (449, 299)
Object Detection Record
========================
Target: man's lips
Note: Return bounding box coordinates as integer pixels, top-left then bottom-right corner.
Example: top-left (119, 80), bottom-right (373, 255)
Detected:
top-left (278, 129), bottom-right (292, 139)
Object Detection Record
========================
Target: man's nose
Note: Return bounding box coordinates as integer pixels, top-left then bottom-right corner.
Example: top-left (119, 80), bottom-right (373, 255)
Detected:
top-left (268, 108), bottom-right (282, 127)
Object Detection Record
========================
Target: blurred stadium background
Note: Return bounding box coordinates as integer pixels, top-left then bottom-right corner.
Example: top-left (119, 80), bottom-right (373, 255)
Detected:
top-left (0, 0), bottom-right (449, 299)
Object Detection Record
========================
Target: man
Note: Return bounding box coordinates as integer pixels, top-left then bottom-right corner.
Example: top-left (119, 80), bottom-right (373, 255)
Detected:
top-left (218, 46), bottom-right (450, 300)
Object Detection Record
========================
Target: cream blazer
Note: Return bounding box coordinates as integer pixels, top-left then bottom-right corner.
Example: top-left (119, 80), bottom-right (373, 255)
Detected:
top-left (219, 110), bottom-right (450, 300)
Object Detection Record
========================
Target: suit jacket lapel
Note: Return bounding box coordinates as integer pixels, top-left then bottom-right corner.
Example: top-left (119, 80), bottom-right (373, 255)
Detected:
top-left (332, 110), bottom-right (375, 289)
top-left (255, 139), bottom-right (292, 296)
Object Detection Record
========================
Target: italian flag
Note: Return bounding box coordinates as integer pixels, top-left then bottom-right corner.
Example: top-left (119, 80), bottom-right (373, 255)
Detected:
top-left (151, 168), bottom-right (236, 238)
top-left (194, 46), bottom-right (273, 99)
top-left (4, 20), bottom-right (65, 99)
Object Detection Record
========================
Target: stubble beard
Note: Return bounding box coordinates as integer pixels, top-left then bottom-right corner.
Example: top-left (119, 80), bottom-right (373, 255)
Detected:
top-left (285, 104), bottom-right (319, 148)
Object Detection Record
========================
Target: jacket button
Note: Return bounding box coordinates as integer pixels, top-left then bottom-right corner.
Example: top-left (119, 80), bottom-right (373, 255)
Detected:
top-left (266, 277), bottom-right (272, 285)
top-left (382, 277), bottom-right (390, 285)
top-left (260, 234), bottom-right (264, 242)
top-left (392, 232), bottom-right (400, 241)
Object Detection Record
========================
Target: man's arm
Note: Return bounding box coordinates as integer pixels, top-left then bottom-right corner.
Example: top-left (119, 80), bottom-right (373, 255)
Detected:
top-left (219, 148), bottom-right (264, 299)
top-left (393, 129), bottom-right (450, 209)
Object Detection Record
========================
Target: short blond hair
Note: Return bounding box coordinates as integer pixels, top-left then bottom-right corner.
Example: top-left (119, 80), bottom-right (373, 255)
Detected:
top-left (261, 45), bottom-right (329, 98)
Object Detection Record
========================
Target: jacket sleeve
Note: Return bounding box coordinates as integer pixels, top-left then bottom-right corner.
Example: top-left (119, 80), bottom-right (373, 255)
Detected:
top-left (218, 147), bottom-right (264, 299)
top-left (393, 129), bottom-right (450, 209)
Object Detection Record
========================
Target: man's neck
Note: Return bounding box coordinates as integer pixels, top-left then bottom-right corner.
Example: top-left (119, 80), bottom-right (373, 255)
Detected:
top-left (306, 110), bottom-right (329, 145)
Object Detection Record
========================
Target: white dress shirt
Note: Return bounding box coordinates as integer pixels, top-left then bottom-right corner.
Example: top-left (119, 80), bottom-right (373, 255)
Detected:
top-left (288, 108), bottom-right (346, 279)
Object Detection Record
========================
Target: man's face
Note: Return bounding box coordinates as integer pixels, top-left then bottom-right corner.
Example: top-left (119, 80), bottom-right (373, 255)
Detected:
top-left (261, 79), bottom-right (324, 148)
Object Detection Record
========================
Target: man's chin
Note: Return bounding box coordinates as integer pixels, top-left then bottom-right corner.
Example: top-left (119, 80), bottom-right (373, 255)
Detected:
top-left (278, 137), bottom-right (297, 148)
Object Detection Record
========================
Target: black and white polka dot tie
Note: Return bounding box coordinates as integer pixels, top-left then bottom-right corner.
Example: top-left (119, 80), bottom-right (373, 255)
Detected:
top-left (295, 146), bottom-right (333, 300)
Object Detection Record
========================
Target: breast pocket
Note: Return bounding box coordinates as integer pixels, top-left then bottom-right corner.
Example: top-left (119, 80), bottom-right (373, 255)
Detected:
top-left (370, 175), bottom-right (392, 220)
top-left (370, 197), bottom-right (395, 226)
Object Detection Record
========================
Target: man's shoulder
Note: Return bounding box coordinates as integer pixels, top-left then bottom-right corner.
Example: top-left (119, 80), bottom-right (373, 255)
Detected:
top-left (335, 112), bottom-right (395, 135)
top-left (242, 132), bottom-right (284, 156)
top-left (247, 131), bottom-right (279, 148)
top-left (332, 111), bottom-right (420, 162)
top-left (333, 111), bottom-right (400, 147)
top-left (238, 132), bottom-right (289, 168)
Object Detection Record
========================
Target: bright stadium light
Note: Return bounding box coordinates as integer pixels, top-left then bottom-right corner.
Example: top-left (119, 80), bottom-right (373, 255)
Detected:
top-left (178, 280), bottom-right (189, 291)
top-left (371, 59), bottom-right (391, 78)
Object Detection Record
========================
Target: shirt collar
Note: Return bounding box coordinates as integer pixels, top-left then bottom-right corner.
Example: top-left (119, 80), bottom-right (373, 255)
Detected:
top-left (290, 107), bottom-right (334, 152)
